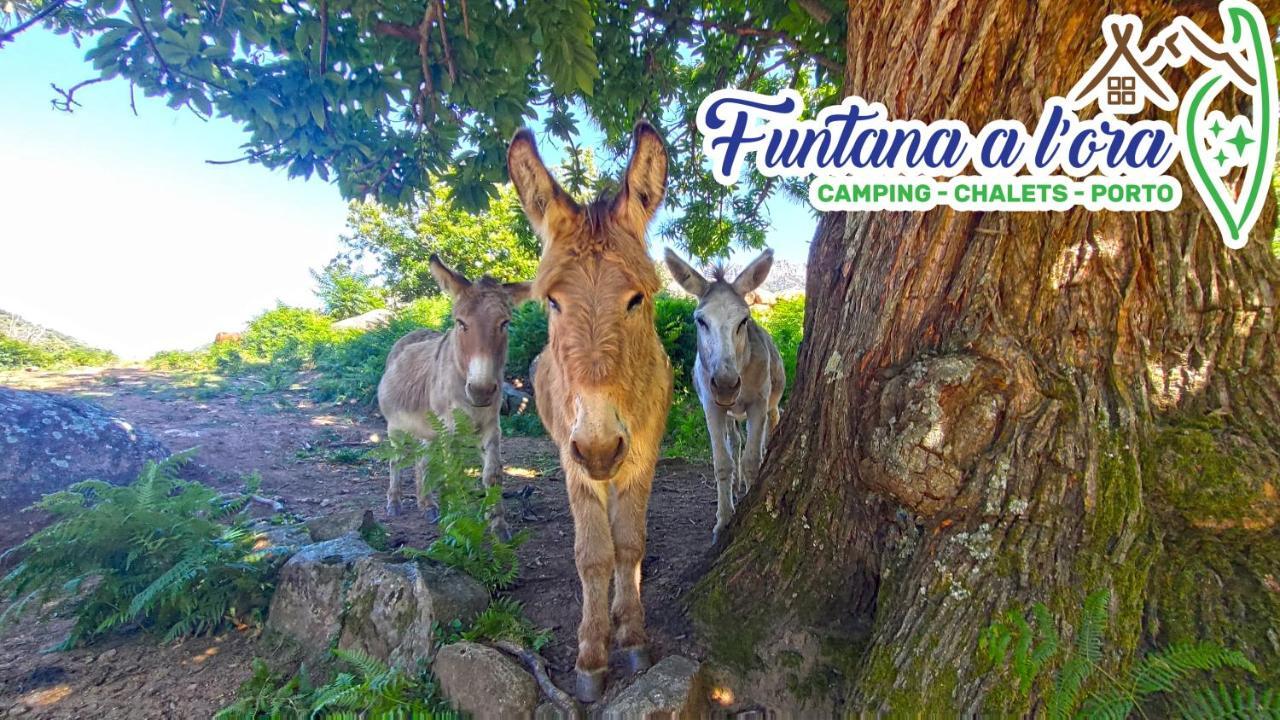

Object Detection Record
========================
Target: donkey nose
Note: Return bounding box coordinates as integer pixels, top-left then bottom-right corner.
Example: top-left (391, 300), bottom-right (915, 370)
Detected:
top-left (570, 435), bottom-right (628, 481)
top-left (466, 381), bottom-right (499, 406)
top-left (711, 375), bottom-right (742, 391)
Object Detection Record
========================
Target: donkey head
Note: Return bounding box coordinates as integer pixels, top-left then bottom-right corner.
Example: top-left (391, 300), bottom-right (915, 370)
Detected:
top-left (664, 248), bottom-right (774, 408)
top-left (507, 122), bottom-right (668, 481)
top-left (430, 255), bottom-right (531, 408)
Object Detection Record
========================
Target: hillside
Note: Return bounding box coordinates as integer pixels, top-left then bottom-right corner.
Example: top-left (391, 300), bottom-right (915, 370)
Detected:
top-left (0, 309), bottom-right (90, 350)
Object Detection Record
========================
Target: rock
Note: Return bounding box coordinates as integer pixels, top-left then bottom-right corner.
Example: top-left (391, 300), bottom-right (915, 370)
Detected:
top-left (333, 308), bottom-right (394, 331)
top-left (265, 535), bottom-right (375, 655)
top-left (500, 383), bottom-right (533, 416)
top-left (0, 388), bottom-right (170, 511)
top-left (305, 508), bottom-right (377, 542)
top-left (338, 557), bottom-right (488, 667)
top-left (603, 656), bottom-right (707, 720)
top-left (433, 642), bottom-right (538, 720)
top-left (534, 703), bottom-right (575, 720)
top-left (252, 523), bottom-right (312, 552)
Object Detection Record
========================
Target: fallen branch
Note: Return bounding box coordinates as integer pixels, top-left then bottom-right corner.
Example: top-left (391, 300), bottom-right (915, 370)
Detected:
top-left (492, 640), bottom-right (581, 718)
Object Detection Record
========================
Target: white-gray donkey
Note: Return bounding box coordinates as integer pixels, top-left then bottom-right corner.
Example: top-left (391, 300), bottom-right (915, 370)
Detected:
top-left (664, 248), bottom-right (785, 542)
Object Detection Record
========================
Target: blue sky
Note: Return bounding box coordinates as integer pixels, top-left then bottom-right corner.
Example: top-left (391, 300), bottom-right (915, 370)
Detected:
top-left (0, 30), bottom-right (816, 358)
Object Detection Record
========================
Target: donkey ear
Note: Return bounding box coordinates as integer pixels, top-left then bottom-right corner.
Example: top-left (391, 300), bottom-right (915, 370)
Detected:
top-left (507, 129), bottom-right (578, 246)
top-left (732, 248), bottom-right (774, 296)
top-left (503, 281), bottom-right (533, 306)
top-left (612, 121), bottom-right (668, 234)
top-left (429, 254), bottom-right (470, 298)
top-left (663, 248), bottom-right (708, 297)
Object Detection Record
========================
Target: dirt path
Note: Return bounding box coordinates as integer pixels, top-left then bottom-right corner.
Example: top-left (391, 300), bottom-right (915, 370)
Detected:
top-left (0, 366), bottom-right (719, 718)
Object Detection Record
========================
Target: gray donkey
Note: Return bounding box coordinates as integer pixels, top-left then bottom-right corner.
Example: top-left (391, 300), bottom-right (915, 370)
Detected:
top-left (378, 255), bottom-right (530, 535)
top-left (664, 248), bottom-right (785, 542)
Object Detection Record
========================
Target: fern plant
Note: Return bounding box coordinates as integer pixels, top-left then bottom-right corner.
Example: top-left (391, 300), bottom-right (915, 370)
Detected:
top-left (374, 412), bottom-right (524, 590)
top-left (980, 589), bottom-right (1273, 719)
top-left (216, 648), bottom-right (454, 719)
top-left (0, 451), bottom-right (277, 648)
top-left (434, 596), bottom-right (551, 652)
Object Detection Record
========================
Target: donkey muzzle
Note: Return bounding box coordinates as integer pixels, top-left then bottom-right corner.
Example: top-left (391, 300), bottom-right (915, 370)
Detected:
top-left (710, 373), bottom-right (742, 407)
top-left (465, 381), bottom-right (499, 407)
top-left (570, 435), bottom-right (627, 481)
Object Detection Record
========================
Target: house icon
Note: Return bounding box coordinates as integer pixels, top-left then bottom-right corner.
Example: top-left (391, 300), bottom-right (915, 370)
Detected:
top-left (1067, 15), bottom-right (1179, 114)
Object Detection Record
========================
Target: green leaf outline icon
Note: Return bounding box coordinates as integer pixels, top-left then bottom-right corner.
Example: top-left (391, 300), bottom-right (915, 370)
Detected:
top-left (1178, 0), bottom-right (1277, 250)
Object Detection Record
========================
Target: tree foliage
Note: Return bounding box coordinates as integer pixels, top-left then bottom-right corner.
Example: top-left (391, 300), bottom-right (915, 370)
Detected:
top-left (310, 262), bottom-right (386, 319)
top-left (2, 0), bottom-right (843, 257)
top-left (337, 180), bottom-right (539, 301)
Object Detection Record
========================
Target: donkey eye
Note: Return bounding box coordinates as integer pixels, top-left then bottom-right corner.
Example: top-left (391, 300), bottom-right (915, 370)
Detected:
top-left (695, 316), bottom-right (708, 330)
top-left (627, 293), bottom-right (644, 312)
top-left (457, 319), bottom-right (469, 331)
top-left (499, 320), bottom-right (510, 332)
top-left (737, 317), bottom-right (748, 332)
top-left (548, 296), bottom-right (562, 313)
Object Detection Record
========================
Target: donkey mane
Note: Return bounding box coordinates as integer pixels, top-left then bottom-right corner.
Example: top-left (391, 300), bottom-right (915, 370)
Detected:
top-left (709, 264), bottom-right (730, 283)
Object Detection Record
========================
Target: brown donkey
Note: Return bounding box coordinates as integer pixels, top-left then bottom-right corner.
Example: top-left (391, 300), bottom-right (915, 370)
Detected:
top-left (508, 123), bottom-right (672, 702)
top-left (377, 255), bottom-right (530, 533)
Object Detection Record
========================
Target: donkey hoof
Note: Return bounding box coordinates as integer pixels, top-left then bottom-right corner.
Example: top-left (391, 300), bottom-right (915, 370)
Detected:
top-left (623, 646), bottom-right (651, 674)
top-left (385, 500), bottom-right (402, 518)
top-left (422, 506), bottom-right (441, 524)
top-left (575, 668), bottom-right (606, 703)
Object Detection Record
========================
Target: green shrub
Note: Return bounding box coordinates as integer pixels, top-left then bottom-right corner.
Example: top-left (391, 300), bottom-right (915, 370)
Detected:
top-left (147, 348), bottom-right (218, 372)
top-left (757, 294), bottom-right (804, 394)
top-left (500, 412), bottom-right (546, 437)
top-left (233, 306), bottom-right (339, 370)
top-left (663, 389), bottom-right (710, 460)
top-left (0, 452), bottom-right (276, 648)
top-left (505, 302), bottom-right (547, 381)
top-left (0, 336), bottom-right (116, 369)
top-left (654, 293), bottom-right (698, 383)
top-left (215, 649), bottom-right (451, 720)
top-left (311, 300), bottom-right (452, 406)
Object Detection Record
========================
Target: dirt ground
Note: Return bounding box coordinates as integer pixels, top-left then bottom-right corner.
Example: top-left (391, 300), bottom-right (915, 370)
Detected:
top-left (0, 366), bottom-right (720, 718)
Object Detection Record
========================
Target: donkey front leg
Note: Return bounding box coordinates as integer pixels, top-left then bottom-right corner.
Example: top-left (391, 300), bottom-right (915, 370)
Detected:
top-left (610, 481), bottom-right (650, 674)
top-left (386, 460), bottom-right (404, 517)
top-left (739, 405), bottom-right (768, 496)
top-left (414, 458), bottom-right (440, 523)
top-left (705, 407), bottom-right (735, 543)
top-left (480, 418), bottom-right (511, 540)
top-left (569, 477), bottom-right (615, 702)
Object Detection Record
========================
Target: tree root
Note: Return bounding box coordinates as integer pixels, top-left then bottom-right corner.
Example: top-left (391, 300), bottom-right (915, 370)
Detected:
top-left (492, 640), bottom-right (582, 718)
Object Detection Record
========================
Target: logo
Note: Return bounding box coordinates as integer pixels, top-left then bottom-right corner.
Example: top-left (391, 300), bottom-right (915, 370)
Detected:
top-left (696, 0), bottom-right (1276, 249)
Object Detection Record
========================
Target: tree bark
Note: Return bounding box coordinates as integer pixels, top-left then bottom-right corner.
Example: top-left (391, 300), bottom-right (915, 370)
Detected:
top-left (693, 0), bottom-right (1280, 714)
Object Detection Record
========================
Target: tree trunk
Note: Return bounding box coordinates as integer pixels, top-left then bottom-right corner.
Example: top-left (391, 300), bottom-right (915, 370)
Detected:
top-left (692, 0), bottom-right (1280, 714)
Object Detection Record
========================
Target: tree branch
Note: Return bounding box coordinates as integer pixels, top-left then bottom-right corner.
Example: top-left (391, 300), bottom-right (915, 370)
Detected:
top-left (0, 0), bottom-right (70, 48)
top-left (126, 0), bottom-right (176, 81)
top-left (50, 77), bottom-right (107, 112)
top-left (637, 7), bottom-right (841, 74)
top-left (794, 0), bottom-right (833, 24)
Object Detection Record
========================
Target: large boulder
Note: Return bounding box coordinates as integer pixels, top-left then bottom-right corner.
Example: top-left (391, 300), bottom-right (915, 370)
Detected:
top-left (0, 388), bottom-right (170, 510)
top-left (305, 508), bottom-right (378, 542)
top-left (338, 556), bottom-right (488, 667)
top-left (433, 641), bottom-right (538, 719)
top-left (266, 535), bottom-right (377, 655)
top-left (267, 535), bottom-right (489, 668)
top-left (602, 656), bottom-right (708, 720)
